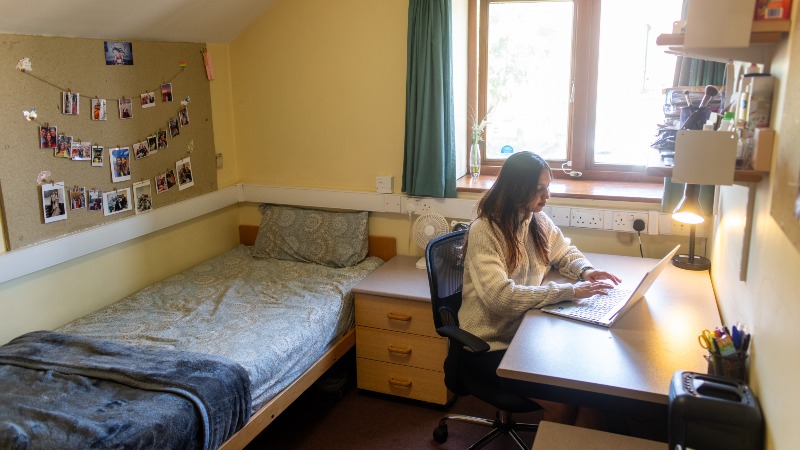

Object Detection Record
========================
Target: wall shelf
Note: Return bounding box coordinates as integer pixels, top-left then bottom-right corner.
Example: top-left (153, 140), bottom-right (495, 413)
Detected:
top-left (647, 150), bottom-right (765, 183)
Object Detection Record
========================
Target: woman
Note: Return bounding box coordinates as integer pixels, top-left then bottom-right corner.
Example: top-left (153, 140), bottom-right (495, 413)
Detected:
top-left (459, 151), bottom-right (621, 428)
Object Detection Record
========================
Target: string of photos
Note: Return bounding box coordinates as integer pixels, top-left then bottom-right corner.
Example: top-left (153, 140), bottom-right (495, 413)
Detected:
top-left (16, 56), bottom-right (198, 224)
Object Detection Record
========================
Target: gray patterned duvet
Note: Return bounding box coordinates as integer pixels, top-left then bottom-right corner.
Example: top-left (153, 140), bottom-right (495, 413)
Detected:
top-left (58, 244), bottom-right (383, 413)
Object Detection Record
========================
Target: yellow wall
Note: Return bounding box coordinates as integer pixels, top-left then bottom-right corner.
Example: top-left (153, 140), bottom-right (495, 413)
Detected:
top-left (228, 0), bottom-right (408, 191)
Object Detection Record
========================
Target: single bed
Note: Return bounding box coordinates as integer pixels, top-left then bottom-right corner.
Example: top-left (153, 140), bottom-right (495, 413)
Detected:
top-left (0, 205), bottom-right (396, 450)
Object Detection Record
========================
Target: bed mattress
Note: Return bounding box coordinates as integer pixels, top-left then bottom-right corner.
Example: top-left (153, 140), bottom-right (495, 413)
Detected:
top-left (57, 244), bottom-right (383, 413)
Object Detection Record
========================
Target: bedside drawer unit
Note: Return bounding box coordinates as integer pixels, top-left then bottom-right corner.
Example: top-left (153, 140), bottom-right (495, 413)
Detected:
top-left (355, 294), bottom-right (437, 338)
top-left (355, 325), bottom-right (446, 372)
top-left (356, 358), bottom-right (449, 405)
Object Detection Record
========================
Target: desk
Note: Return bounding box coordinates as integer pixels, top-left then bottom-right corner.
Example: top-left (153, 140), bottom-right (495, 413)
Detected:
top-left (498, 252), bottom-right (721, 407)
top-left (531, 421), bottom-right (663, 449)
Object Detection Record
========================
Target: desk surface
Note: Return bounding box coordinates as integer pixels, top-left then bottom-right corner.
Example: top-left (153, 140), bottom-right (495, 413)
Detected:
top-left (531, 421), bottom-right (664, 450)
top-left (498, 252), bottom-right (721, 405)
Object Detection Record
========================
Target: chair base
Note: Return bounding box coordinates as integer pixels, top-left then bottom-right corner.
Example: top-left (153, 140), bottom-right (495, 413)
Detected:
top-left (433, 410), bottom-right (538, 450)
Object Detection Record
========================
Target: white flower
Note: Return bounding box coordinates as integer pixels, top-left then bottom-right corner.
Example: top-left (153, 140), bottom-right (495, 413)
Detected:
top-left (470, 105), bottom-right (495, 145)
top-left (16, 58), bottom-right (32, 72)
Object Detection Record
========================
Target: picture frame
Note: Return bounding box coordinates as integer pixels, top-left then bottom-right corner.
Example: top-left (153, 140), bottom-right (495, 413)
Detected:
top-left (104, 41), bottom-right (133, 65)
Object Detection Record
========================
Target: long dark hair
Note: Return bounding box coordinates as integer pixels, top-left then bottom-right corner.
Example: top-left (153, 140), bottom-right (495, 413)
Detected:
top-left (473, 151), bottom-right (551, 273)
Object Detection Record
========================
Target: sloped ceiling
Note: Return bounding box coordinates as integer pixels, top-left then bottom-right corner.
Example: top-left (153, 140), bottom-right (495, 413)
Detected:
top-left (0, 0), bottom-right (277, 43)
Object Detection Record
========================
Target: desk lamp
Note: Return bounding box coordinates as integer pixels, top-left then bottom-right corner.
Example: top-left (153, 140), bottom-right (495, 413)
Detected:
top-left (672, 183), bottom-right (711, 271)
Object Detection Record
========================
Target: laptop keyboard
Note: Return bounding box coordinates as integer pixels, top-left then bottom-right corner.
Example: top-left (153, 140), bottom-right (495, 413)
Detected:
top-left (566, 287), bottom-right (633, 321)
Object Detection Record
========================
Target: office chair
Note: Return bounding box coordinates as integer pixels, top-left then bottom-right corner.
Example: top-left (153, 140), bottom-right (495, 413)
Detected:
top-left (425, 230), bottom-right (540, 450)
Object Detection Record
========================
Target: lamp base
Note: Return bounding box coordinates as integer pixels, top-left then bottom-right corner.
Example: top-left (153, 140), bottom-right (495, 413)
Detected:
top-left (672, 254), bottom-right (711, 271)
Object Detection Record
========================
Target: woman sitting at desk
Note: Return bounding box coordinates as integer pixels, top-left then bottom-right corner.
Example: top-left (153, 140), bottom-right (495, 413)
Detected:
top-left (459, 151), bottom-right (620, 428)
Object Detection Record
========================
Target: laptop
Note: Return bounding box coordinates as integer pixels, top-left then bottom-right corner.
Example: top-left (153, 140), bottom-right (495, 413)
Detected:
top-left (541, 245), bottom-right (681, 327)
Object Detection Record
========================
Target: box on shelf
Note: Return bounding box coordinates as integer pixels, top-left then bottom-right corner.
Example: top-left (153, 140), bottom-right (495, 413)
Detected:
top-left (754, 0), bottom-right (792, 20)
top-left (751, 128), bottom-right (775, 171)
top-left (745, 75), bottom-right (775, 128)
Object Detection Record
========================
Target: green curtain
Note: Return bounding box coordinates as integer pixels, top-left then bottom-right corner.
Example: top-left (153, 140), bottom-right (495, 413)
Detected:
top-left (402, 0), bottom-right (456, 198)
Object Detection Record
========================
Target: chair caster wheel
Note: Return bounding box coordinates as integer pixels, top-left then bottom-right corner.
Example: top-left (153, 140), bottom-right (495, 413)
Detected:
top-left (433, 424), bottom-right (448, 443)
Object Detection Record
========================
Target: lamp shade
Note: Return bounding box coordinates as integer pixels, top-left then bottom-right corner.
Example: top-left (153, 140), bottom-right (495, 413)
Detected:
top-left (672, 184), bottom-right (705, 224)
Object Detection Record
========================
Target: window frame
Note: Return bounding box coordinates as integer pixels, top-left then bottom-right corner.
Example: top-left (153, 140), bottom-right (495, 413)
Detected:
top-left (469, 0), bottom-right (663, 182)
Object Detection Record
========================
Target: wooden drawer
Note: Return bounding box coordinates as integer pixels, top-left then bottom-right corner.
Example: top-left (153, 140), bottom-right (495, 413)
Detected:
top-left (356, 358), bottom-right (451, 405)
top-left (356, 326), bottom-right (446, 372)
top-left (355, 294), bottom-right (438, 338)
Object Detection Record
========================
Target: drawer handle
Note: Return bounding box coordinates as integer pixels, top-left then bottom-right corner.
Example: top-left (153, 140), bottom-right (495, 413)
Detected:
top-left (388, 344), bottom-right (412, 355)
top-left (386, 312), bottom-right (412, 321)
top-left (389, 377), bottom-right (412, 388)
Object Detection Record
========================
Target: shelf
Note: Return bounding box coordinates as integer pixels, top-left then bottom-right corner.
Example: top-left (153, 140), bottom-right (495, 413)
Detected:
top-left (656, 20), bottom-right (790, 65)
top-left (646, 150), bottom-right (765, 183)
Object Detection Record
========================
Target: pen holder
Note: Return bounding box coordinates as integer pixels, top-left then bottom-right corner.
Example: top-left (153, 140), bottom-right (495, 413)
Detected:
top-left (705, 353), bottom-right (748, 382)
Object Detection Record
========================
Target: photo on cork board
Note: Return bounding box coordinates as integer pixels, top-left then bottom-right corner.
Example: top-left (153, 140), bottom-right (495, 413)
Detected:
top-left (62, 91), bottom-right (79, 115)
top-left (155, 172), bottom-right (168, 194)
top-left (88, 189), bottom-right (103, 211)
top-left (157, 130), bottom-right (168, 150)
top-left (147, 135), bottom-right (158, 154)
top-left (161, 83), bottom-right (173, 102)
top-left (41, 182), bottom-right (67, 224)
top-left (70, 141), bottom-right (92, 161)
top-left (109, 147), bottom-right (131, 183)
top-left (92, 145), bottom-right (104, 167)
top-left (40, 125), bottom-right (57, 149)
top-left (168, 118), bottom-right (180, 138)
top-left (140, 91), bottom-right (156, 108)
top-left (104, 41), bottom-right (133, 65)
top-left (102, 188), bottom-right (131, 216)
top-left (55, 135), bottom-right (71, 158)
top-left (118, 98), bottom-right (133, 119)
top-left (133, 141), bottom-right (149, 160)
top-left (176, 157), bottom-right (194, 191)
top-left (133, 180), bottom-right (152, 215)
top-left (91, 98), bottom-right (107, 121)
top-left (69, 186), bottom-right (86, 210)
top-left (179, 107), bottom-right (189, 127)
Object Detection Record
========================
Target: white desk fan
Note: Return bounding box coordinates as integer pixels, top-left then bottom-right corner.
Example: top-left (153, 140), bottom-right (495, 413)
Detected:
top-left (411, 212), bottom-right (449, 269)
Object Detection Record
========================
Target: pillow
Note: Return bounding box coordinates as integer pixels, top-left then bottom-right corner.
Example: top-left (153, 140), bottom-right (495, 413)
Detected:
top-left (251, 204), bottom-right (369, 268)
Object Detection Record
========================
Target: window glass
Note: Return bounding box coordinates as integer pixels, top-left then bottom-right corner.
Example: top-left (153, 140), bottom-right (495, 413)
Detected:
top-left (484, 1), bottom-right (573, 162)
top-left (593, 0), bottom-right (682, 166)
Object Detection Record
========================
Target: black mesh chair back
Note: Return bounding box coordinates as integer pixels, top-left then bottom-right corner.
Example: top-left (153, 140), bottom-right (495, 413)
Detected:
top-left (425, 229), bottom-right (539, 449)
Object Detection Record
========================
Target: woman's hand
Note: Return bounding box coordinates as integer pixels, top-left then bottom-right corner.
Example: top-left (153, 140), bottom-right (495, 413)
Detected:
top-left (581, 269), bottom-right (621, 285)
top-left (573, 281), bottom-right (616, 299)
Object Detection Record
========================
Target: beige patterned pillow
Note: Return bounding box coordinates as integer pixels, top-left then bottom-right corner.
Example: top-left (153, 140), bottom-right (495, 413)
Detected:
top-left (252, 204), bottom-right (369, 268)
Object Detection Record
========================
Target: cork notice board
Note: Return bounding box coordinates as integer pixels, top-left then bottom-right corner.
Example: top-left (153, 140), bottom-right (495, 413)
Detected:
top-left (0, 34), bottom-right (217, 250)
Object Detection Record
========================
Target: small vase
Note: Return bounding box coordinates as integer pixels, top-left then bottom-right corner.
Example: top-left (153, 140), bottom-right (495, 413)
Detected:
top-left (469, 142), bottom-right (481, 178)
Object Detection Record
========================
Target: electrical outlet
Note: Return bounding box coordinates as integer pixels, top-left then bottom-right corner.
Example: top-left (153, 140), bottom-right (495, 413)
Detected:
top-left (549, 206), bottom-right (571, 227)
top-left (570, 208), bottom-right (604, 229)
top-left (611, 210), bottom-right (649, 233)
top-left (376, 176), bottom-right (393, 194)
top-left (658, 213), bottom-right (708, 237)
top-left (416, 199), bottom-right (432, 214)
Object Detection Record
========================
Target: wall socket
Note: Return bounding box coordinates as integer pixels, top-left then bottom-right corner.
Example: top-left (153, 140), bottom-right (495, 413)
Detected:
top-left (611, 210), bottom-right (649, 233)
top-left (569, 208), bottom-right (604, 229)
top-left (376, 176), bottom-right (393, 194)
top-left (548, 207), bottom-right (571, 227)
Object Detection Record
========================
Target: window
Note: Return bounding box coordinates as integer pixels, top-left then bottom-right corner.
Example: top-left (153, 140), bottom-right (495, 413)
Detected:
top-left (470, 0), bottom-right (682, 180)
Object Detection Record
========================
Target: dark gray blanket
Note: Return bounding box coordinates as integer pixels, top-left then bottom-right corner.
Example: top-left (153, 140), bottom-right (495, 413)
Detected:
top-left (0, 331), bottom-right (251, 450)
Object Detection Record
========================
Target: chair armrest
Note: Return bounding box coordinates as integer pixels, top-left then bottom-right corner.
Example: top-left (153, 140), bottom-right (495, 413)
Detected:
top-left (436, 326), bottom-right (490, 354)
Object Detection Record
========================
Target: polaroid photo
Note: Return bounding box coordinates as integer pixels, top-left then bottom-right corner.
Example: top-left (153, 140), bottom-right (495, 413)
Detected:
top-left (118, 98), bottom-right (133, 119)
top-left (42, 182), bottom-right (67, 224)
top-left (168, 118), bottom-right (180, 138)
top-left (44, 126), bottom-right (58, 149)
top-left (69, 186), bottom-right (87, 210)
top-left (109, 147), bottom-right (131, 182)
top-left (55, 135), bottom-right (72, 158)
top-left (92, 145), bottom-right (104, 167)
top-left (141, 92), bottom-right (156, 108)
top-left (39, 126), bottom-right (49, 149)
top-left (161, 83), bottom-right (173, 102)
top-left (157, 130), bottom-right (168, 150)
top-left (88, 189), bottom-right (103, 211)
top-left (133, 180), bottom-right (153, 215)
top-left (62, 91), bottom-right (79, 115)
top-left (165, 169), bottom-right (177, 190)
top-left (179, 107), bottom-right (190, 127)
top-left (176, 157), bottom-right (194, 190)
top-left (133, 140), bottom-right (149, 160)
top-left (70, 141), bottom-right (92, 161)
top-left (147, 135), bottom-right (158, 154)
top-left (105, 41), bottom-right (133, 65)
top-left (155, 172), bottom-right (169, 194)
top-left (103, 188), bottom-right (132, 216)
top-left (91, 98), bottom-right (107, 121)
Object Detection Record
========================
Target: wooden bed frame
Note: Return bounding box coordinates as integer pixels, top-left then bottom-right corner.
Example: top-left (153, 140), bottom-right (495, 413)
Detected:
top-left (219, 225), bottom-right (396, 449)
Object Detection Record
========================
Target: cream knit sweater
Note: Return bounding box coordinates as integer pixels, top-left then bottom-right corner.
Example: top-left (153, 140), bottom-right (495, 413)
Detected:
top-left (458, 212), bottom-right (592, 351)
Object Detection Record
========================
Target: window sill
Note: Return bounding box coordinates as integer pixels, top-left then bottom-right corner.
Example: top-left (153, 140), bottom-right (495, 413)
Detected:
top-left (456, 175), bottom-right (664, 203)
